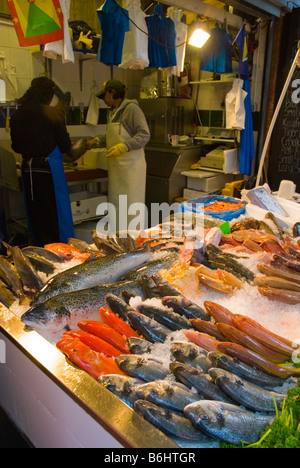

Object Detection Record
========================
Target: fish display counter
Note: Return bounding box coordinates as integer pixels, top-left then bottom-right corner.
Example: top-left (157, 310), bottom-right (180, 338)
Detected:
top-left (0, 304), bottom-right (179, 448)
top-left (0, 215), bottom-right (300, 448)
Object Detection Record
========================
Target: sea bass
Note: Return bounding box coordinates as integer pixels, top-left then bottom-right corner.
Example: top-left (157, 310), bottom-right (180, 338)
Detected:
top-left (184, 400), bottom-right (274, 446)
top-left (134, 400), bottom-right (210, 441)
top-left (32, 250), bottom-right (152, 305)
top-left (21, 280), bottom-right (143, 334)
top-left (98, 374), bottom-right (143, 408)
top-left (135, 380), bottom-right (199, 412)
top-left (209, 368), bottom-right (286, 412)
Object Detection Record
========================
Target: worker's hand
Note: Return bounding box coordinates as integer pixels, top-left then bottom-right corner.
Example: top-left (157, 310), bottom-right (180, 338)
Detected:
top-left (106, 142), bottom-right (128, 158)
top-left (85, 139), bottom-right (97, 150)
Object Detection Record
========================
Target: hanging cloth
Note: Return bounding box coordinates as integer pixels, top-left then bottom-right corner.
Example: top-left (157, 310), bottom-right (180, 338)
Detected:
top-left (226, 78), bottom-right (247, 130)
top-left (165, 8), bottom-right (187, 77)
top-left (200, 24), bottom-right (233, 74)
top-left (145, 4), bottom-right (177, 69)
top-left (43, 0), bottom-right (74, 63)
top-left (0, 52), bottom-right (18, 101)
top-left (86, 83), bottom-right (99, 126)
top-left (97, 0), bottom-right (130, 66)
top-left (119, 0), bottom-right (149, 70)
top-left (234, 25), bottom-right (254, 175)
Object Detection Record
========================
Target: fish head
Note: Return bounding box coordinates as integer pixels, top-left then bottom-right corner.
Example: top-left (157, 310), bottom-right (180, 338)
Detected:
top-left (21, 303), bottom-right (71, 332)
top-left (184, 400), bottom-right (219, 429)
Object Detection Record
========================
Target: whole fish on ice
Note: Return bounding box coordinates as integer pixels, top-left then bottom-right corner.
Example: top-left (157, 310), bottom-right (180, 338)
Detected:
top-left (21, 280), bottom-right (143, 334)
top-left (209, 368), bottom-right (286, 412)
top-left (184, 400), bottom-right (274, 446)
top-left (32, 250), bottom-right (152, 305)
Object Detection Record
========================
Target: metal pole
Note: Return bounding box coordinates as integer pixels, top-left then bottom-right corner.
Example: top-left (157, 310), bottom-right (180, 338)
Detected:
top-left (255, 40), bottom-right (300, 187)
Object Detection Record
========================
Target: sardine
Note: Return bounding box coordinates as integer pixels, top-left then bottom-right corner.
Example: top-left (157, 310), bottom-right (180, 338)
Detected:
top-left (98, 374), bottom-right (142, 408)
top-left (184, 400), bottom-right (274, 445)
top-left (22, 246), bottom-right (64, 263)
top-left (207, 351), bottom-right (286, 390)
top-left (32, 250), bottom-right (152, 305)
top-left (127, 311), bottom-right (171, 343)
top-left (161, 296), bottom-right (211, 321)
top-left (134, 400), bottom-right (209, 441)
top-left (209, 368), bottom-right (285, 412)
top-left (135, 380), bottom-right (199, 412)
top-left (170, 361), bottom-right (233, 403)
top-left (11, 246), bottom-right (44, 291)
top-left (141, 274), bottom-right (161, 298)
top-left (0, 256), bottom-right (23, 297)
top-left (115, 355), bottom-right (169, 381)
top-left (137, 302), bottom-right (191, 331)
top-left (105, 293), bottom-right (137, 322)
top-left (151, 273), bottom-right (183, 297)
top-left (67, 238), bottom-right (100, 253)
top-left (170, 342), bottom-right (212, 372)
top-left (21, 280), bottom-right (143, 333)
top-left (0, 279), bottom-right (16, 307)
top-left (23, 252), bottom-right (56, 275)
top-left (120, 253), bottom-right (179, 281)
top-left (127, 337), bottom-right (153, 354)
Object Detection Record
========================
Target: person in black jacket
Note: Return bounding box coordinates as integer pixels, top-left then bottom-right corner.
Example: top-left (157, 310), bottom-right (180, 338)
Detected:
top-left (10, 77), bottom-right (74, 246)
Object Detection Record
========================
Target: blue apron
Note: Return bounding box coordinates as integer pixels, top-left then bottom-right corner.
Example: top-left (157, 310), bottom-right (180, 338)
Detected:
top-left (47, 145), bottom-right (74, 243)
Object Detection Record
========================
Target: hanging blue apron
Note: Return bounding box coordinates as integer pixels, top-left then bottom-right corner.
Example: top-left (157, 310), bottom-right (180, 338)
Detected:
top-left (47, 145), bottom-right (74, 243)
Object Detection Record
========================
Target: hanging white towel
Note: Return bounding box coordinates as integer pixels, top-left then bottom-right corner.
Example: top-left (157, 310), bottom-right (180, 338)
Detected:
top-left (43, 0), bottom-right (74, 63)
top-left (0, 52), bottom-right (18, 101)
top-left (165, 8), bottom-right (187, 77)
top-left (86, 84), bottom-right (100, 126)
top-left (119, 0), bottom-right (149, 70)
top-left (226, 78), bottom-right (248, 130)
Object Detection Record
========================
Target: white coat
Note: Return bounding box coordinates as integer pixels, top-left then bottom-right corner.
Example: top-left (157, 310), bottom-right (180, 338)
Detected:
top-left (226, 78), bottom-right (248, 130)
top-left (43, 0), bottom-right (74, 63)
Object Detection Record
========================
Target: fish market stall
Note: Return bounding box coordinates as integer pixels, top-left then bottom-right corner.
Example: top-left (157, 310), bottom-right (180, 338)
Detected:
top-left (0, 212), bottom-right (300, 448)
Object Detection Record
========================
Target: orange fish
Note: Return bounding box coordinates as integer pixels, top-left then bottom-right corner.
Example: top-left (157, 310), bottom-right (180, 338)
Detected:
top-left (44, 243), bottom-right (93, 262)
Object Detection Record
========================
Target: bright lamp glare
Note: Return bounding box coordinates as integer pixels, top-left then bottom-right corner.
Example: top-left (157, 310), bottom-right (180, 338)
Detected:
top-left (188, 29), bottom-right (210, 48)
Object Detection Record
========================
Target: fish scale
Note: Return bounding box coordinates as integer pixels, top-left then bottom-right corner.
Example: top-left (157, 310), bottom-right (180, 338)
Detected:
top-left (31, 250), bottom-right (152, 305)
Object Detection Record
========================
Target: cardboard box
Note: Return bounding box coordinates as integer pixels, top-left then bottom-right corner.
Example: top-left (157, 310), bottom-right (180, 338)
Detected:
top-left (70, 191), bottom-right (107, 223)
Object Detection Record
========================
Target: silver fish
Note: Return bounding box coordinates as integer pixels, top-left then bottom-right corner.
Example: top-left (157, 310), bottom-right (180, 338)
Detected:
top-left (137, 302), bottom-right (191, 331)
top-left (127, 311), bottom-right (171, 343)
top-left (151, 273), bottom-right (183, 297)
top-left (0, 279), bottom-right (16, 307)
top-left (22, 246), bottom-right (64, 263)
top-left (141, 274), bottom-right (161, 298)
top-left (170, 342), bottom-right (212, 372)
top-left (98, 374), bottom-right (142, 408)
top-left (134, 400), bottom-right (209, 441)
top-left (32, 250), bottom-right (152, 305)
top-left (170, 362), bottom-right (233, 403)
top-left (207, 351), bottom-right (286, 390)
top-left (120, 253), bottom-right (179, 281)
top-left (67, 238), bottom-right (100, 253)
top-left (161, 296), bottom-right (211, 321)
top-left (0, 255), bottom-right (24, 297)
top-left (11, 246), bottom-right (44, 292)
top-left (23, 252), bottom-right (56, 275)
top-left (115, 355), bottom-right (169, 382)
top-left (105, 293), bottom-right (136, 322)
top-left (209, 368), bottom-right (286, 412)
top-left (21, 280), bottom-right (143, 333)
top-left (184, 400), bottom-right (274, 446)
top-left (135, 380), bottom-right (199, 412)
top-left (127, 337), bottom-right (153, 354)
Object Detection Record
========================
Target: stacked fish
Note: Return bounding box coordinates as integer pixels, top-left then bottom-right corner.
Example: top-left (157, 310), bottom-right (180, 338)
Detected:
top-left (50, 273), bottom-right (300, 447)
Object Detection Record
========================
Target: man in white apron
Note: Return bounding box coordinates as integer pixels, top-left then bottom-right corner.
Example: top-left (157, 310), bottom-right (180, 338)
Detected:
top-left (86, 80), bottom-right (150, 232)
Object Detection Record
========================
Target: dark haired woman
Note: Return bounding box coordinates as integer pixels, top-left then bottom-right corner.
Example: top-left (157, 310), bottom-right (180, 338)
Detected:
top-left (10, 76), bottom-right (74, 246)
top-left (86, 79), bottom-right (150, 232)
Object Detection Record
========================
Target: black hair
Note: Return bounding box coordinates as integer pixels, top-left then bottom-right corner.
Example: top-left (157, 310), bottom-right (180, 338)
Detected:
top-left (19, 76), bottom-right (56, 107)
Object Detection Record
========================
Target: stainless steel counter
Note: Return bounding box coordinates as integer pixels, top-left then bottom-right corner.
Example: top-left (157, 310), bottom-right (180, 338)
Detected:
top-left (0, 304), bottom-right (179, 448)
